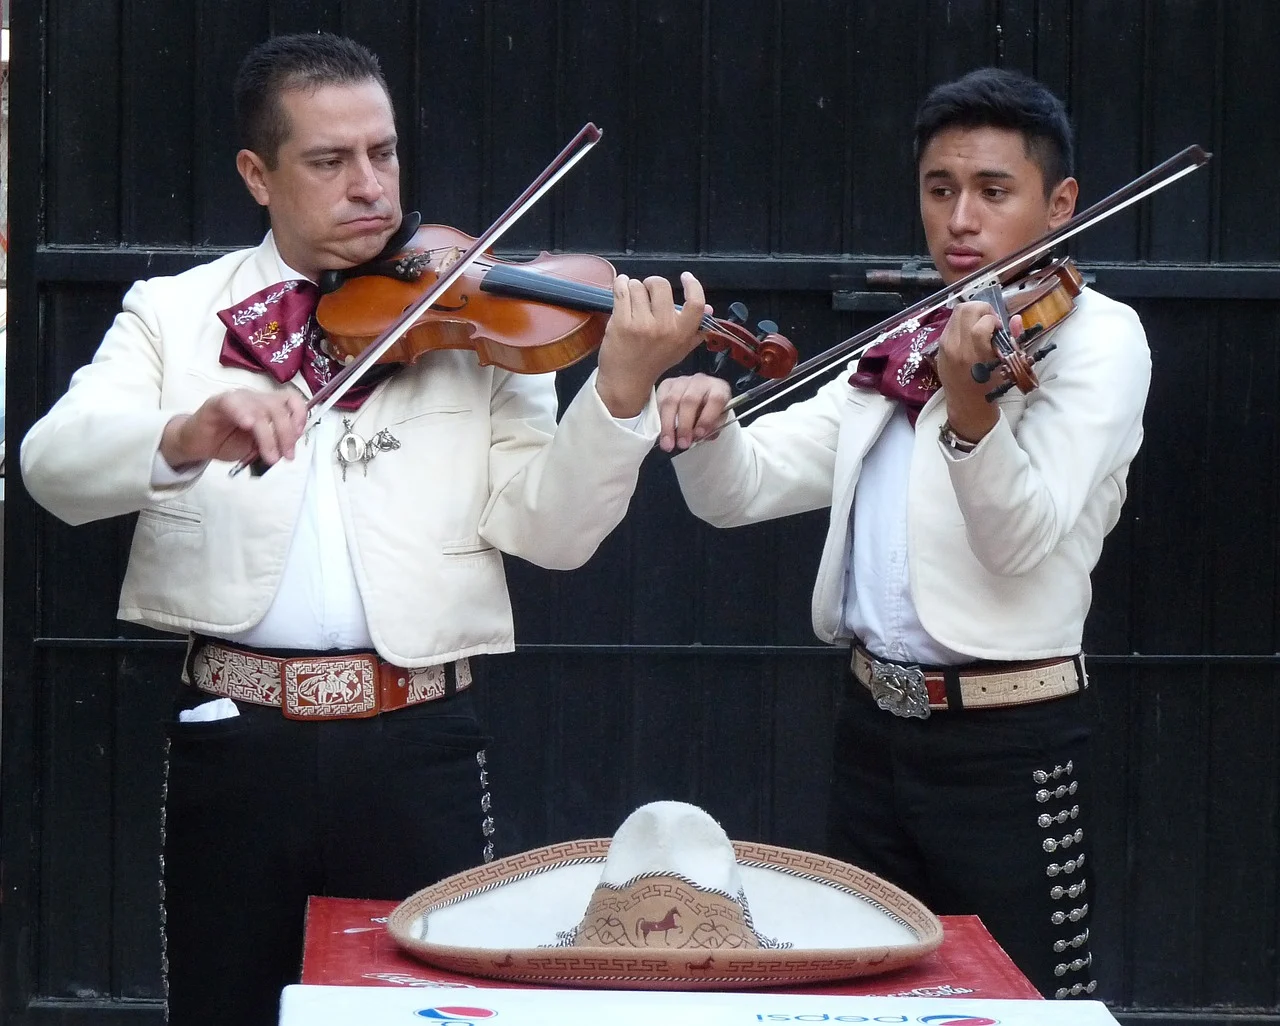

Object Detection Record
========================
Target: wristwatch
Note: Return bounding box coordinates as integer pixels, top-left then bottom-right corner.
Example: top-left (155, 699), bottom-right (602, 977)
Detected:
top-left (938, 422), bottom-right (980, 454)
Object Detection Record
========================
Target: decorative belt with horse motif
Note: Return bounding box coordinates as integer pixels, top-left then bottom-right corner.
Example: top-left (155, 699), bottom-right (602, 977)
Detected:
top-left (184, 636), bottom-right (471, 720)
top-left (852, 643), bottom-right (1084, 720)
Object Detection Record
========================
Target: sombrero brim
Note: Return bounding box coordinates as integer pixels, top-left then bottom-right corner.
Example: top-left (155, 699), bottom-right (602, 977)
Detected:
top-left (388, 838), bottom-right (943, 990)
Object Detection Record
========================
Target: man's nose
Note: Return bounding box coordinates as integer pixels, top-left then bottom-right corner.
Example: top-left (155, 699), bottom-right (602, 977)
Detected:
top-left (347, 157), bottom-right (384, 203)
top-left (949, 190), bottom-right (980, 234)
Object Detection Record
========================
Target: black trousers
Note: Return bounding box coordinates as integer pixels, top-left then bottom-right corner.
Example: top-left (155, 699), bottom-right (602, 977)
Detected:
top-left (162, 681), bottom-right (493, 1026)
top-left (827, 672), bottom-right (1097, 999)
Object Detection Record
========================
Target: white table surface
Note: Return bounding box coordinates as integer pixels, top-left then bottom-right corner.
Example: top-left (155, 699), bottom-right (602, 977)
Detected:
top-left (280, 983), bottom-right (1121, 1025)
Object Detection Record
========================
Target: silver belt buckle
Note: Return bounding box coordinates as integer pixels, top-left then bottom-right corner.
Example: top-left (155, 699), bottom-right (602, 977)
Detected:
top-left (868, 657), bottom-right (932, 720)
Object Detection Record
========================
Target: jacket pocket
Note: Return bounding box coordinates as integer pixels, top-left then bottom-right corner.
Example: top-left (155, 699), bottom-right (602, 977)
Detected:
top-left (440, 539), bottom-right (497, 557)
top-left (139, 502), bottom-right (203, 534)
top-left (387, 405), bottom-right (473, 428)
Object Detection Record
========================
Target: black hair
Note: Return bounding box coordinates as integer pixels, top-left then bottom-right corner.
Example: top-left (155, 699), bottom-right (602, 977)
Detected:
top-left (234, 32), bottom-right (390, 169)
top-left (913, 67), bottom-right (1074, 194)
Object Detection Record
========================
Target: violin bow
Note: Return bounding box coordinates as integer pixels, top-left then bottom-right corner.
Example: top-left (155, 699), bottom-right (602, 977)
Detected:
top-left (724, 144), bottom-right (1212, 425)
top-left (230, 122), bottom-right (604, 476)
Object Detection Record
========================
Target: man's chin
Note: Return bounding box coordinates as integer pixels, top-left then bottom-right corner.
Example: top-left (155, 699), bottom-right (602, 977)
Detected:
top-left (330, 232), bottom-right (396, 271)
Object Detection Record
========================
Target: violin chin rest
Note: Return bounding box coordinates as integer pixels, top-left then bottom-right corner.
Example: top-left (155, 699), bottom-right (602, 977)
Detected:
top-left (318, 212), bottom-right (424, 295)
top-left (378, 211), bottom-right (423, 258)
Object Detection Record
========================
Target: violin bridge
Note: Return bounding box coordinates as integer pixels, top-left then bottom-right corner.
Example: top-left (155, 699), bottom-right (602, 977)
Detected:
top-left (437, 246), bottom-right (462, 273)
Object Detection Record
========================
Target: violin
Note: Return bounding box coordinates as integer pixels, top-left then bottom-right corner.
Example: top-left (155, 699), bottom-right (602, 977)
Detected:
top-left (966, 255), bottom-right (1086, 400)
top-left (314, 217), bottom-right (798, 380)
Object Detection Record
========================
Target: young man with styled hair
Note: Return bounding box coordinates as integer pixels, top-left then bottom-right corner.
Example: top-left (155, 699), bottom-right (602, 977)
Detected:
top-left (658, 67), bottom-right (1150, 997)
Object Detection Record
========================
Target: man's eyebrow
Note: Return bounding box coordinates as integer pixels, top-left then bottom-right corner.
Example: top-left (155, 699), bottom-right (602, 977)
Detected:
top-left (923, 167), bottom-right (1016, 182)
top-left (299, 136), bottom-right (398, 159)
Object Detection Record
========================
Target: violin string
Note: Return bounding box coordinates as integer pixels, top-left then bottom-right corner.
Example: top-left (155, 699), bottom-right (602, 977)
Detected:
top-left (464, 260), bottom-right (721, 332)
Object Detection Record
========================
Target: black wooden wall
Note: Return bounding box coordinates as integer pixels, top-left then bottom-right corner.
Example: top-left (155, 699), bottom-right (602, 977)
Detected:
top-left (3, 1), bottom-right (1279, 1024)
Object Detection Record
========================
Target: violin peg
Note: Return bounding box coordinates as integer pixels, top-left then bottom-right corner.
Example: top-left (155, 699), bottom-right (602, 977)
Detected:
top-left (727, 301), bottom-right (749, 326)
top-left (756, 319), bottom-right (779, 339)
top-left (970, 360), bottom-right (995, 384)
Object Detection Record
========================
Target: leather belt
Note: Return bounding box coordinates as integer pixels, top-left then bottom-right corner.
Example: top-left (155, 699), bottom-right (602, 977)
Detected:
top-left (851, 643), bottom-right (1084, 720)
top-left (184, 637), bottom-right (471, 720)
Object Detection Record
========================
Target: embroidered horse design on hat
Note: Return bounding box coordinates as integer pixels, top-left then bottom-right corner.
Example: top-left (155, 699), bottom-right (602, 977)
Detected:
top-left (636, 906), bottom-right (681, 945)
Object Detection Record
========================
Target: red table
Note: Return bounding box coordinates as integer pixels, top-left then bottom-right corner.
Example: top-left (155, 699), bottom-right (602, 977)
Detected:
top-left (300, 896), bottom-right (1041, 1000)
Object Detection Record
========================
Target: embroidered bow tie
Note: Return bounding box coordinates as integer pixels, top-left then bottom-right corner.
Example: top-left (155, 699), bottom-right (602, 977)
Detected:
top-left (217, 280), bottom-right (391, 410)
top-left (848, 307), bottom-right (951, 426)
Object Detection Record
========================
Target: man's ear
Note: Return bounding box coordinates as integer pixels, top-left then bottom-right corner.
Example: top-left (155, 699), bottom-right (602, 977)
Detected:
top-left (1048, 176), bottom-right (1079, 229)
top-left (236, 149), bottom-right (271, 207)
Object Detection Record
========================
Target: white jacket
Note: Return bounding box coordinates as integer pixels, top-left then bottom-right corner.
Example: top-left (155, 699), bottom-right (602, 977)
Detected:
top-left (21, 236), bottom-right (660, 666)
top-left (672, 288), bottom-right (1151, 661)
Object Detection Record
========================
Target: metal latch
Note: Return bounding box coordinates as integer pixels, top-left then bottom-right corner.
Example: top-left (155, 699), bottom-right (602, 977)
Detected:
top-left (832, 261), bottom-right (943, 312)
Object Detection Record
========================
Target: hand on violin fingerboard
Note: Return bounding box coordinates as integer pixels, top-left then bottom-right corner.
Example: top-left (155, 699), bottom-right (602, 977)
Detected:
top-left (594, 271), bottom-right (710, 419)
top-left (655, 373), bottom-right (732, 453)
top-left (933, 301), bottom-right (1021, 443)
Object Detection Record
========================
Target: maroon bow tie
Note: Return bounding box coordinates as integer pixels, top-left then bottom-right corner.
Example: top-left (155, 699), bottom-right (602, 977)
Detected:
top-left (217, 280), bottom-right (391, 410)
top-left (848, 307), bottom-right (951, 426)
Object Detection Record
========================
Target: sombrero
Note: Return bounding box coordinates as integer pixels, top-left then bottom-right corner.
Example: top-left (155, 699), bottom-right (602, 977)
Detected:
top-left (388, 801), bottom-right (943, 989)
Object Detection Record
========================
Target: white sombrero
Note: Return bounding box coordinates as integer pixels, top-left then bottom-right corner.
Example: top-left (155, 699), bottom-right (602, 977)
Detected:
top-left (388, 801), bottom-right (943, 989)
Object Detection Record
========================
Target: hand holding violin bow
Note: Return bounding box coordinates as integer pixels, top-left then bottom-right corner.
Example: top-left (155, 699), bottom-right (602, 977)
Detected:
top-left (163, 388), bottom-right (308, 472)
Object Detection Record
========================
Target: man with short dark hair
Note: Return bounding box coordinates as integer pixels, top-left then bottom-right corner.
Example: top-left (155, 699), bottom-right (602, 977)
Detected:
top-left (657, 67), bottom-right (1150, 997)
top-left (22, 32), bottom-right (708, 1025)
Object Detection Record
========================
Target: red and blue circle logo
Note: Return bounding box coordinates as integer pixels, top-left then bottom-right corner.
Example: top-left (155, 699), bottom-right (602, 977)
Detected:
top-left (414, 1008), bottom-right (497, 1023)
top-left (919, 1016), bottom-right (1000, 1025)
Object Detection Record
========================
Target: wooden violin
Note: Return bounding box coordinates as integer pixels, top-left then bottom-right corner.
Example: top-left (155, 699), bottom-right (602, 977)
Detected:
top-left (967, 255), bottom-right (1086, 399)
top-left (314, 218), bottom-right (798, 380)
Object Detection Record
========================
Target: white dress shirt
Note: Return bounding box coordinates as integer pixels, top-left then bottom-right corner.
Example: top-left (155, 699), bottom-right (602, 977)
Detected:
top-left (841, 405), bottom-right (972, 665)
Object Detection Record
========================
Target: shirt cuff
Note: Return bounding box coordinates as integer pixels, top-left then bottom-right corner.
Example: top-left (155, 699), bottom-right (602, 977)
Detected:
top-left (612, 411), bottom-right (648, 433)
top-left (151, 449), bottom-right (208, 487)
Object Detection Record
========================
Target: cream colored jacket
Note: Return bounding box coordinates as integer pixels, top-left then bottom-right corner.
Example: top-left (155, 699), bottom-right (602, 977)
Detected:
top-left (21, 236), bottom-right (661, 667)
top-left (673, 288), bottom-right (1150, 661)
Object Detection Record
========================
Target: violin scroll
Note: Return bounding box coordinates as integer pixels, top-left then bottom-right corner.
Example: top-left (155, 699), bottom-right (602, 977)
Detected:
top-left (702, 302), bottom-right (798, 382)
top-left (968, 256), bottom-right (1085, 401)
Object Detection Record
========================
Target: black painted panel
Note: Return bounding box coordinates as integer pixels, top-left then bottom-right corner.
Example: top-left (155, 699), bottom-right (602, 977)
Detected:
top-left (1131, 301), bottom-right (1213, 654)
top-left (192, 0), bottom-right (271, 246)
top-left (629, 0), bottom-right (705, 254)
top-left (121, 1), bottom-right (197, 245)
top-left (1218, 3), bottom-right (1280, 263)
top-left (1145, 0), bottom-right (1216, 264)
top-left (1070, 0), bottom-right (1145, 264)
top-left (44, 1), bottom-right (121, 245)
top-left (847, 2), bottom-right (921, 257)
top-left (1124, 666), bottom-right (1211, 1008)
